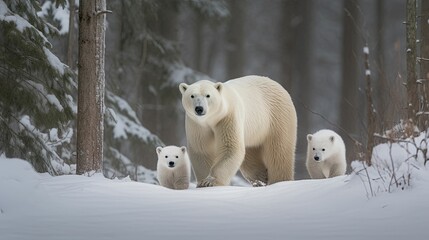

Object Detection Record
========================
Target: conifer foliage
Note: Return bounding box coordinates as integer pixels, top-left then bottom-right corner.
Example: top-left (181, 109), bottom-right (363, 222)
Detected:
top-left (0, 0), bottom-right (75, 174)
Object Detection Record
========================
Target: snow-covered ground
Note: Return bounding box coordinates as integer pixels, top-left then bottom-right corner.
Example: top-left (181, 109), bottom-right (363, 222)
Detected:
top-left (1, 151), bottom-right (428, 240)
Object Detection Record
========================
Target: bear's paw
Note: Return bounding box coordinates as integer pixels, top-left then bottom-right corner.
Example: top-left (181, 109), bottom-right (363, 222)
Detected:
top-left (197, 176), bottom-right (218, 188)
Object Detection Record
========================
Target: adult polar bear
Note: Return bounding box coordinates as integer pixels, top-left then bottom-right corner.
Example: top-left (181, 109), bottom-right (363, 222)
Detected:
top-left (179, 75), bottom-right (297, 187)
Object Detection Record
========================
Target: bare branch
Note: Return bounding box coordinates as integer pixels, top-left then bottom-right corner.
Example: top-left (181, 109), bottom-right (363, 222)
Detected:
top-left (96, 10), bottom-right (113, 16)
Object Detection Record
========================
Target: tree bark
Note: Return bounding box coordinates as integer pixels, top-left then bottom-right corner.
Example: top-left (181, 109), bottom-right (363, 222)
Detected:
top-left (406, 0), bottom-right (418, 125)
top-left (364, 45), bottom-right (375, 166)
top-left (375, 0), bottom-right (386, 119)
top-left (282, 0), bottom-right (312, 179)
top-left (226, 0), bottom-right (245, 79)
top-left (340, 0), bottom-right (362, 160)
top-left (419, 0), bottom-right (429, 129)
top-left (67, 0), bottom-right (76, 69)
top-left (76, 0), bottom-right (106, 174)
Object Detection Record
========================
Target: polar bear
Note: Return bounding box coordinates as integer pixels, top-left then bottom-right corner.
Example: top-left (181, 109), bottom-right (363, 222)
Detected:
top-left (306, 129), bottom-right (347, 179)
top-left (179, 75), bottom-right (297, 187)
top-left (156, 146), bottom-right (191, 190)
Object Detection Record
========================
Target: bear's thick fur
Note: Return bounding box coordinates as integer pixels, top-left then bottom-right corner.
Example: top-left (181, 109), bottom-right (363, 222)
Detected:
top-left (306, 129), bottom-right (347, 179)
top-left (156, 146), bottom-right (191, 190)
top-left (179, 75), bottom-right (297, 187)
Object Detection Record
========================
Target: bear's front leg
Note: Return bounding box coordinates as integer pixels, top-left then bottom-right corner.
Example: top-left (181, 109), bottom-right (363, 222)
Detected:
top-left (197, 119), bottom-right (245, 187)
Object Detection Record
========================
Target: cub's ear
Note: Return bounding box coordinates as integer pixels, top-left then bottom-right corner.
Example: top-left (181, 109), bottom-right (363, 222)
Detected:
top-left (180, 146), bottom-right (187, 153)
top-left (329, 136), bottom-right (335, 143)
top-left (307, 134), bottom-right (312, 141)
top-left (179, 83), bottom-right (188, 94)
top-left (214, 82), bottom-right (223, 92)
top-left (156, 146), bottom-right (162, 155)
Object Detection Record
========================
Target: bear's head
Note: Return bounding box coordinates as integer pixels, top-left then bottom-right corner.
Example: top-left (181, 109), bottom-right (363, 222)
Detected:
top-left (179, 80), bottom-right (225, 123)
top-left (156, 145), bottom-right (187, 169)
top-left (307, 131), bottom-right (337, 162)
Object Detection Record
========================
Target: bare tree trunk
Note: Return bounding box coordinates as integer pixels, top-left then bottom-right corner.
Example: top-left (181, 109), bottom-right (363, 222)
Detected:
top-left (67, 0), bottom-right (76, 69)
top-left (195, 14), bottom-right (204, 72)
top-left (281, 0), bottom-right (299, 91)
top-left (375, 0), bottom-right (386, 122)
top-left (364, 45), bottom-right (375, 166)
top-left (226, 0), bottom-right (245, 79)
top-left (340, 0), bottom-right (362, 160)
top-left (419, 0), bottom-right (429, 130)
top-left (76, 0), bottom-right (107, 174)
top-left (406, 0), bottom-right (418, 125)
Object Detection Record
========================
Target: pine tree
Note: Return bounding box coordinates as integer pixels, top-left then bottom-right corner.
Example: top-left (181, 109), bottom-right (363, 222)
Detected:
top-left (0, 0), bottom-right (75, 174)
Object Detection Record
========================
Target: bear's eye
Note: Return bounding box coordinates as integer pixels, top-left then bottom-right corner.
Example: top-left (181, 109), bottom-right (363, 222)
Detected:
top-left (322, 149), bottom-right (325, 151)
top-left (165, 155), bottom-right (168, 158)
top-left (191, 95), bottom-right (194, 98)
top-left (175, 156), bottom-right (178, 158)
top-left (206, 94), bottom-right (210, 98)
top-left (312, 148), bottom-right (315, 151)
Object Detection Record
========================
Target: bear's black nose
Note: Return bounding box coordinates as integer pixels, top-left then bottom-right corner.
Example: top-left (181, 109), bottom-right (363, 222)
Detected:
top-left (168, 161), bottom-right (175, 167)
top-left (314, 156), bottom-right (320, 161)
top-left (195, 106), bottom-right (204, 115)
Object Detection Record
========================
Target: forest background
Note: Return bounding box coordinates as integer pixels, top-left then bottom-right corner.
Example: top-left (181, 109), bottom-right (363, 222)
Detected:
top-left (1, 0), bottom-right (422, 180)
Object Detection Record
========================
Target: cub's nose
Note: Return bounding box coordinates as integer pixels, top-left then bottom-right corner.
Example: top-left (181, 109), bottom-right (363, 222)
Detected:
top-left (168, 161), bottom-right (175, 168)
top-left (195, 106), bottom-right (204, 116)
top-left (314, 156), bottom-right (320, 161)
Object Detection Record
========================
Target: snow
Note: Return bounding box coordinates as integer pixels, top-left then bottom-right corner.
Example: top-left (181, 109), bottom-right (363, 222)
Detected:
top-left (105, 91), bottom-right (162, 144)
top-left (105, 147), bottom-right (158, 184)
top-left (23, 80), bottom-right (67, 112)
top-left (365, 69), bottom-right (371, 76)
top-left (65, 94), bottom-right (77, 114)
top-left (167, 64), bottom-right (211, 87)
top-left (38, 1), bottom-right (70, 35)
top-left (363, 46), bottom-right (369, 54)
top-left (0, 0), bottom-right (49, 44)
top-left (0, 1), bottom-right (32, 32)
top-left (1, 140), bottom-right (429, 240)
top-left (17, 115), bottom-right (74, 174)
top-left (46, 94), bottom-right (64, 111)
top-left (1, 1), bottom-right (66, 75)
top-left (43, 47), bottom-right (66, 75)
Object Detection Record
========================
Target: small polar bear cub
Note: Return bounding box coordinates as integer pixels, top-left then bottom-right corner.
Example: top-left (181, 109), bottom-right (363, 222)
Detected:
top-left (156, 146), bottom-right (191, 190)
top-left (306, 129), bottom-right (347, 179)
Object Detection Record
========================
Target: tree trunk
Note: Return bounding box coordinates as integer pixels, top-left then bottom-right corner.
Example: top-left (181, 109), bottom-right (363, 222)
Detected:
top-left (281, 0), bottom-right (298, 91)
top-left (76, 0), bottom-right (106, 174)
top-left (364, 45), bottom-right (375, 166)
top-left (67, 0), bottom-right (76, 69)
top-left (281, 0), bottom-right (312, 179)
top-left (340, 0), bottom-right (362, 160)
top-left (375, 0), bottom-right (386, 121)
top-left (195, 13), bottom-right (204, 72)
top-left (406, 0), bottom-right (418, 125)
top-left (226, 0), bottom-right (245, 79)
top-left (419, 0), bottom-right (429, 130)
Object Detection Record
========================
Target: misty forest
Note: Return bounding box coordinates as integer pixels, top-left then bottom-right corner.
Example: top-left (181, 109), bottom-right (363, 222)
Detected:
top-left (2, 0), bottom-right (427, 179)
top-left (1, 0), bottom-right (429, 239)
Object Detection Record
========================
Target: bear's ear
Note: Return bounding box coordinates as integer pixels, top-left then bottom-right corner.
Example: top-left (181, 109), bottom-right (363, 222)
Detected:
top-left (329, 136), bottom-right (335, 143)
top-left (179, 83), bottom-right (188, 94)
top-left (180, 146), bottom-right (187, 153)
top-left (307, 134), bottom-right (312, 141)
top-left (214, 82), bottom-right (223, 92)
top-left (156, 146), bottom-right (162, 155)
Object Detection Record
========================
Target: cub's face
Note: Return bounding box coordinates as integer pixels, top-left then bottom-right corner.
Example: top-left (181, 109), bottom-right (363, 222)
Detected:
top-left (179, 80), bottom-right (223, 122)
top-left (307, 134), bottom-right (335, 162)
top-left (156, 146), bottom-right (187, 169)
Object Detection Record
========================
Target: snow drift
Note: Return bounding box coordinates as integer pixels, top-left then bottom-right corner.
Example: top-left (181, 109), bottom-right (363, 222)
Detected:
top-left (0, 150), bottom-right (428, 240)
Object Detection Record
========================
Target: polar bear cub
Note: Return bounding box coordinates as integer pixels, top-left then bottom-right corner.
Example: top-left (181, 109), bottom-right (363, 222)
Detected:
top-left (156, 146), bottom-right (191, 190)
top-left (306, 129), bottom-right (346, 179)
